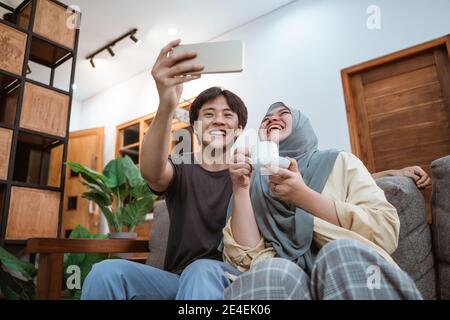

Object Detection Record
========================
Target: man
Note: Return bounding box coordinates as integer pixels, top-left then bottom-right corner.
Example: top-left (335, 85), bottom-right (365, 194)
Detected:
top-left (81, 39), bottom-right (247, 300)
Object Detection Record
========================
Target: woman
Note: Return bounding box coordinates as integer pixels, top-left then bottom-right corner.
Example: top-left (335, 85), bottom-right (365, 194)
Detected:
top-left (222, 102), bottom-right (422, 300)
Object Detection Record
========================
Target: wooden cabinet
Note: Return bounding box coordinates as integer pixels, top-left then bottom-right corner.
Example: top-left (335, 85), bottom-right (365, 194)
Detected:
top-left (5, 187), bottom-right (60, 239)
top-left (20, 82), bottom-right (70, 137)
top-left (0, 0), bottom-right (80, 243)
top-left (0, 22), bottom-right (27, 76)
top-left (115, 98), bottom-right (199, 166)
top-left (17, 0), bottom-right (77, 49)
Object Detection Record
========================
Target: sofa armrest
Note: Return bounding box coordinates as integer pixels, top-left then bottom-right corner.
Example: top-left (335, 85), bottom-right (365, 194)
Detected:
top-left (376, 176), bottom-right (436, 299)
top-left (431, 155), bottom-right (450, 299)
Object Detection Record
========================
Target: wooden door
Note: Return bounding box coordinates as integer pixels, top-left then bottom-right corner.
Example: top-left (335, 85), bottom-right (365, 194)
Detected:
top-left (342, 35), bottom-right (450, 221)
top-left (61, 127), bottom-right (104, 237)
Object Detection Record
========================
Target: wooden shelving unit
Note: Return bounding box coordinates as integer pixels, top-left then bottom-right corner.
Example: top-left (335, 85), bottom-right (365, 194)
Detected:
top-left (0, 0), bottom-right (80, 244)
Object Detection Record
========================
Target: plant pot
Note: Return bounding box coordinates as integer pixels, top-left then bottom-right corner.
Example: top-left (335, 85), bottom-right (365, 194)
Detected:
top-left (108, 232), bottom-right (137, 259)
top-left (108, 232), bottom-right (137, 240)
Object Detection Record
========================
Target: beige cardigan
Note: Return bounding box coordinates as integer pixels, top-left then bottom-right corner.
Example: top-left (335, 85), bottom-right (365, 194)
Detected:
top-left (222, 152), bottom-right (400, 272)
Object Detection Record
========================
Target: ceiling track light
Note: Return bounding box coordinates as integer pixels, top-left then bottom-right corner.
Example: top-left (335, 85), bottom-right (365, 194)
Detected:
top-left (86, 28), bottom-right (140, 68)
top-left (130, 34), bottom-right (141, 45)
top-left (107, 46), bottom-right (115, 57)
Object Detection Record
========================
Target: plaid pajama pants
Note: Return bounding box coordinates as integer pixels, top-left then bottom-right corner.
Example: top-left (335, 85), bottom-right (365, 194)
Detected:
top-left (224, 239), bottom-right (423, 300)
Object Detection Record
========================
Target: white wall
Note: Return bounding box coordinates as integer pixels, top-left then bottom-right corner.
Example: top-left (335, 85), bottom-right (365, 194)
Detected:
top-left (69, 98), bottom-right (83, 131)
top-left (72, 0), bottom-right (450, 165)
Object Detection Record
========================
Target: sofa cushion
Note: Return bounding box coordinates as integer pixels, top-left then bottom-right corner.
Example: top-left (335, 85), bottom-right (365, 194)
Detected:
top-left (376, 176), bottom-right (436, 300)
top-left (431, 155), bottom-right (450, 300)
top-left (146, 200), bottom-right (170, 269)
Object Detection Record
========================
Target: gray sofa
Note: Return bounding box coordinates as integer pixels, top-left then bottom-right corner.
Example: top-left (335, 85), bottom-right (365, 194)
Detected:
top-left (146, 155), bottom-right (450, 300)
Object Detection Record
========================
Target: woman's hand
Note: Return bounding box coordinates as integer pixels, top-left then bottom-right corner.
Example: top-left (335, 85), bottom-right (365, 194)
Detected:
top-left (267, 157), bottom-right (340, 225)
top-left (229, 148), bottom-right (253, 191)
top-left (267, 158), bottom-right (307, 205)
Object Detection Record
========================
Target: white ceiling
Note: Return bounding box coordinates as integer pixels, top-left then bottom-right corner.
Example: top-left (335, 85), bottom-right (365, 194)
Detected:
top-left (5, 0), bottom-right (295, 100)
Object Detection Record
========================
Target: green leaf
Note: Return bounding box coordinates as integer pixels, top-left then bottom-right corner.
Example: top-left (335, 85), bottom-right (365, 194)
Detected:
top-left (130, 182), bottom-right (152, 198)
top-left (67, 162), bottom-right (109, 185)
top-left (0, 269), bottom-right (35, 300)
top-left (81, 191), bottom-right (112, 207)
top-left (98, 205), bottom-right (116, 230)
top-left (0, 247), bottom-right (37, 281)
top-left (122, 155), bottom-right (144, 187)
top-left (112, 207), bottom-right (123, 232)
top-left (81, 180), bottom-right (112, 199)
top-left (68, 225), bottom-right (108, 240)
top-left (122, 195), bottom-right (153, 231)
top-left (103, 157), bottom-right (127, 189)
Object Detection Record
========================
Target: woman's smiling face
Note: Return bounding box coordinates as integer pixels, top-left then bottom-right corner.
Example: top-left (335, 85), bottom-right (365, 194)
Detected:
top-left (259, 106), bottom-right (293, 143)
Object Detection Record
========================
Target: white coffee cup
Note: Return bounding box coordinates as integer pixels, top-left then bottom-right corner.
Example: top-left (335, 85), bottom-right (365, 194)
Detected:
top-left (251, 141), bottom-right (290, 175)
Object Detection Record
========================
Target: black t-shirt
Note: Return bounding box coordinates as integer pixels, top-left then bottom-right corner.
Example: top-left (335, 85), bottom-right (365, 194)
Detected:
top-left (151, 153), bottom-right (232, 274)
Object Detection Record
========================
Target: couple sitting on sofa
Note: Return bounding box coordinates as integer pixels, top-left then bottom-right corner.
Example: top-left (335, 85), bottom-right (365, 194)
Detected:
top-left (81, 40), bottom-right (428, 300)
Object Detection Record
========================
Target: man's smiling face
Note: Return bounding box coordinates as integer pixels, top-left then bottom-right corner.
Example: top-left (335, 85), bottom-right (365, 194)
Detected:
top-left (196, 95), bottom-right (241, 150)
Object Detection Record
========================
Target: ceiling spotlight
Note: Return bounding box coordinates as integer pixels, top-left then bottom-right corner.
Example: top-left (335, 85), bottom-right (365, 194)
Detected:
top-left (72, 83), bottom-right (78, 90)
top-left (168, 28), bottom-right (178, 36)
top-left (130, 34), bottom-right (141, 45)
top-left (107, 46), bottom-right (115, 57)
top-left (86, 28), bottom-right (140, 69)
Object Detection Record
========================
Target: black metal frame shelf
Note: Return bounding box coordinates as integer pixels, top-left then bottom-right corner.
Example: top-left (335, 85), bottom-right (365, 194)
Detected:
top-left (0, 0), bottom-right (77, 90)
top-left (0, 0), bottom-right (80, 242)
top-left (0, 15), bottom-right (28, 34)
top-left (10, 181), bottom-right (61, 193)
top-left (0, 69), bottom-right (21, 92)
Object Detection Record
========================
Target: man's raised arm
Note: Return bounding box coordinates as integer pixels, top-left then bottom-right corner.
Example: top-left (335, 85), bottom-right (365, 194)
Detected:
top-left (140, 39), bottom-right (203, 192)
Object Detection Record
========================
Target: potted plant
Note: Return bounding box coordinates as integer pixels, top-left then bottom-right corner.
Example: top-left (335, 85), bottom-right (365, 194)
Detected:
top-left (67, 155), bottom-right (154, 240)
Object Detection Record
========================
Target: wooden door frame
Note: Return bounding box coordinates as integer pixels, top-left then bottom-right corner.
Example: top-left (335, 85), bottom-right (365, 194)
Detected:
top-left (61, 127), bottom-right (104, 236)
top-left (341, 34), bottom-right (450, 172)
top-left (68, 127), bottom-right (104, 172)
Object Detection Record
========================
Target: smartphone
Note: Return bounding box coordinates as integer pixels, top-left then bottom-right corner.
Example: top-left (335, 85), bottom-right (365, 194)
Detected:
top-left (172, 40), bottom-right (244, 74)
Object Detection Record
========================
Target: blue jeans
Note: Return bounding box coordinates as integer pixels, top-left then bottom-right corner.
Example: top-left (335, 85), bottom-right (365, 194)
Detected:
top-left (81, 259), bottom-right (240, 300)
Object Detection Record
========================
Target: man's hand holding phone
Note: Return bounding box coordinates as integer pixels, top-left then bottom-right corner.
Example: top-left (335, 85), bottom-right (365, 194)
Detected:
top-left (151, 39), bottom-right (204, 112)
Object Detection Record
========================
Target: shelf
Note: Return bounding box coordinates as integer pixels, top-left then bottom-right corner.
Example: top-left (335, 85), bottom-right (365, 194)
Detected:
top-left (120, 145), bottom-right (139, 164)
top-left (121, 142), bottom-right (140, 150)
top-left (0, 20), bottom-right (27, 76)
top-left (28, 33), bottom-right (73, 68)
top-left (122, 123), bottom-right (140, 146)
top-left (0, 69), bottom-right (21, 92)
top-left (12, 130), bottom-right (64, 188)
top-left (17, 0), bottom-right (78, 50)
top-left (0, 0), bottom-right (79, 243)
top-left (20, 81), bottom-right (70, 137)
top-left (0, 82), bottom-right (20, 125)
top-left (0, 127), bottom-right (12, 180)
top-left (5, 186), bottom-right (60, 240)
